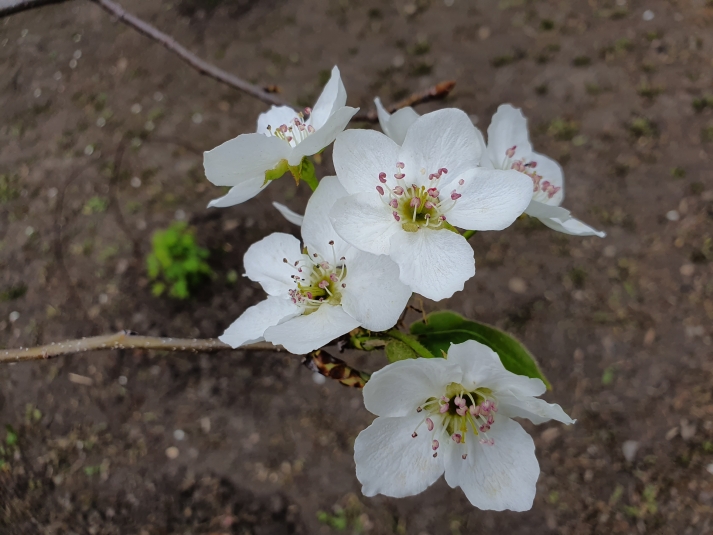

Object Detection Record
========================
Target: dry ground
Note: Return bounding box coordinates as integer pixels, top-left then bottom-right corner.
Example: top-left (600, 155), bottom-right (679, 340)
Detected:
top-left (1, 0), bottom-right (713, 533)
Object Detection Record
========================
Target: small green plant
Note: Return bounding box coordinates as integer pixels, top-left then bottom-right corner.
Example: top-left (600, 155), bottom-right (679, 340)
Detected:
top-left (146, 222), bottom-right (212, 299)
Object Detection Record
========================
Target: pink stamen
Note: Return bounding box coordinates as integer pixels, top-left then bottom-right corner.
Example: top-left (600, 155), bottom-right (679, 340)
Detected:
top-left (426, 418), bottom-right (434, 431)
top-left (412, 432), bottom-right (418, 438)
top-left (394, 173), bottom-right (405, 180)
top-left (307, 125), bottom-right (315, 133)
top-left (396, 162), bottom-right (405, 169)
top-left (410, 197), bottom-right (421, 208)
top-left (330, 274), bottom-right (339, 282)
top-left (304, 107), bottom-right (312, 115)
top-left (378, 172), bottom-right (387, 183)
top-left (389, 199), bottom-right (398, 208)
top-left (376, 185), bottom-right (385, 195)
top-left (432, 440), bottom-right (439, 451)
top-left (462, 453), bottom-right (468, 460)
top-left (392, 211), bottom-right (401, 222)
top-left (439, 404), bottom-right (449, 414)
top-left (458, 179), bottom-right (465, 186)
top-left (318, 280), bottom-right (329, 289)
top-left (451, 433), bottom-right (462, 444)
top-left (438, 167), bottom-right (448, 175)
top-left (279, 124), bottom-right (288, 133)
top-left (506, 146), bottom-right (516, 158)
top-left (393, 186), bottom-right (404, 195)
top-left (451, 191), bottom-right (462, 200)
top-left (456, 406), bottom-right (468, 416)
top-left (455, 396), bottom-right (466, 407)
top-left (427, 188), bottom-right (439, 198)
top-left (469, 405), bottom-right (480, 417)
top-left (424, 201), bottom-right (435, 210)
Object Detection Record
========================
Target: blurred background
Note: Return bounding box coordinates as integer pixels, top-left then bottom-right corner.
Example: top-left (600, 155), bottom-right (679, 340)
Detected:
top-left (1, 0), bottom-right (712, 533)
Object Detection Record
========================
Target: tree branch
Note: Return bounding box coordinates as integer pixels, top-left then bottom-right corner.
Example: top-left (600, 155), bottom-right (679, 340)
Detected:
top-left (0, 331), bottom-right (281, 363)
top-left (2, 0), bottom-right (455, 120)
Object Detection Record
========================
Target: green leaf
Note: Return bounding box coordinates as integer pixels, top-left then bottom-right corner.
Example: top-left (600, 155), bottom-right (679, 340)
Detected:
top-left (264, 158), bottom-right (290, 185)
top-left (410, 311), bottom-right (550, 388)
top-left (385, 339), bottom-right (418, 362)
top-left (386, 329), bottom-right (435, 359)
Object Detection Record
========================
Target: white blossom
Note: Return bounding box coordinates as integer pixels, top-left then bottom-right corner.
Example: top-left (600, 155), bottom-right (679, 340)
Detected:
top-left (330, 108), bottom-right (532, 301)
top-left (354, 340), bottom-right (574, 511)
top-left (204, 66), bottom-right (358, 208)
top-left (220, 177), bottom-right (411, 354)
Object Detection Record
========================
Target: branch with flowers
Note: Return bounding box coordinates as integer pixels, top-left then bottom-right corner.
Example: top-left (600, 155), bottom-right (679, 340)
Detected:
top-left (2, 2), bottom-right (608, 511)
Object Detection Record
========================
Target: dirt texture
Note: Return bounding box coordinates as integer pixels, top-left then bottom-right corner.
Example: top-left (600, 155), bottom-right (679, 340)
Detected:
top-left (1, 0), bottom-right (713, 533)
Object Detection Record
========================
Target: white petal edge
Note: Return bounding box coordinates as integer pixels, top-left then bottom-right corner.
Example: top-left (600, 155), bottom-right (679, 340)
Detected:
top-left (243, 233), bottom-right (303, 297)
top-left (446, 168), bottom-right (533, 231)
top-left (272, 202), bottom-right (304, 226)
top-left (289, 106), bottom-right (359, 164)
top-left (375, 97), bottom-right (420, 146)
top-left (333, 129), bottom-right (402, 194)
top-left (330, 192), bottom-right (401, 256)
top-left (256, 106), bottom-right (300, 136)
top-left (203, 132), bottom-right (290, 187)
top-left (388, 228), bottom-right (475, 301)
top-left (363, 357), bottom-right (461, 417)
top-left (539, 214), bottom-right (607, 238)
top-left (301, 176), bottom-right (351, 259)
top-left (207, 178), bottom-right (267, 208)
top-left (498, 393), bottom-right (575, 425)
top-left (219, 297), bottom-right (301, 348)
top-left (355, 413), bottom-right (445, 498)
top-left (341, 250), bottom-right (411, 331)
top-left (443, 416), bottom-right (539, 512)
top-left (486, 104), bottom-right (534, 170)
top-left (309, 66), bottom-right (348, 131)
top-left (399, 108), bottom-right (483, 188)
top-left (263, 304), bottom-right (360, 354)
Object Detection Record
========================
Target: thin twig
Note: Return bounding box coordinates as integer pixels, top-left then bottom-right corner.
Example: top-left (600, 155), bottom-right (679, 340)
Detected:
top-left (0, 332), bottom-right (280, 363)
top-left (89, 0), bottom-right (286, 107)
top-left (353, 80), bottom-right (457, 122)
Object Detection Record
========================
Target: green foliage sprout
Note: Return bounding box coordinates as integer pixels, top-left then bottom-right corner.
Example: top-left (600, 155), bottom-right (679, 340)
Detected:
top-left (146, 222), bottom-right (212, 299)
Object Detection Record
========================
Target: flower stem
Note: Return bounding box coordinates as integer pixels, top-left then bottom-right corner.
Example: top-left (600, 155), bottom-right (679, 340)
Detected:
top-left (462, 230), bottom-right (477, 240)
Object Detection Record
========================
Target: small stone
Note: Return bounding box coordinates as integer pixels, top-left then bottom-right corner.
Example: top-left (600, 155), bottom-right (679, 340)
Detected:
top-left (603, 245), bottom-right (616, 258)
top-left (118, 375), bottom-right (127, 385)
top-left (130, 103), bottom-right (142, 114)
top-left (666, 210), bottom-right (679, 221)
top-left (622, 440), bottom-right (639, 462)
top-left (665, 427), bottom-right (679, 440)
top-left (643, 328), bottom-right (656, 346)
top-left (478, 27), bottom-right (491, 40)
top-left (130, 177), bottom-right (141, 188)
top-left (392, 55), bottom-right (405, 68)
top-left (681, 420), bottom-right (697, 441)
top-left (707, 464), bottom-right (713, 476)
top-left (173, 429), bottom-right (185, 441)
top-left (540, 427), bottom-right (560, 445)
top-left (312, 373), bottom-right (326, 385)
top-left (642, 9), bottom-right (654, 21)
top-left (680, 264), bottom-right (695, 277)
top-left (508, 277), bottom-right (527, 294)
top-left (200, 417), bottom-right (211, 433)
top-left (8, 311), bottom-right (19, 323)
top-left (192, 113), bottom-right (203, 124)
top-left (165, 446), bottom-right (179, 459)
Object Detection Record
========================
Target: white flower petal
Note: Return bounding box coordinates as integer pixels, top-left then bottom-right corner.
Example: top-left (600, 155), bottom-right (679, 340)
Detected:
top-left (375, 97), bottom-right (420, 146)
top-left (263, 304), bottom-right (360, 354)
top-left (243, 233), bottom-right (302, 297)
top-left (272, 202), bottom-right (304, 226)
top-left (399, 109), bottom-right (483, 187)
top-left (301, 176), bottom-right (351, 259)
top-left (355, 413), bottom-right (445, 498)
top-left (498, 393), bottom-right (575, 425)
top-left (446, 340), bottom-right (547, 397)
top-left (363, 357), bottom-right (461, 417)
top-left (256, 105), bottom-right (300, 136)
top-left (530, 151), bottom-right (564, 206)
top-left (446, 169), bottom-right (532, 231)
top-left (289, 106), bottom-right (359, 164)
top-left (486, 104), bottom-right (534, 169)
top-left (204, 133), bottom-right (290, 187)
top-left (341, 250), bottom-right (411, 331)
top-left (309, 66), bottom-right (347, 131)
top-left (523, 199), bottom-right (570, 220)
top-left (330, 192), bottom-right (401, 256)
top-left (539, 214), bottom-right (607, 238)
top-left (207, 179), bottom-right (266, 208)
top-left (333, 129), bottom-right (402, 194)
top-left (388, 229), bottom-right (475, 301)
top-left (219, 296), bottom-right (301, 348)
top-left (444, 417), bottom-right (539, 511)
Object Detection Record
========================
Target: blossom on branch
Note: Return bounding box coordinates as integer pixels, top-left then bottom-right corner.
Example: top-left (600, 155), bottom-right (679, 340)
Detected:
top-left (330, 108), bottom-right (532, 301)
top-left (219, 177), bottom-right (411, 354)
top-left (354, 340), bottom-right (574, 511)
top-left (482, 104), bottom-right (606, 237)
top-left (204, 66), bottom-right (358, 208)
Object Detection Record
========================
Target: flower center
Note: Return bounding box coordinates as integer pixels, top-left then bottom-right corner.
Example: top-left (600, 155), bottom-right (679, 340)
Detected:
top-left (374, 162), bottom-right (464, 232)
top-left (411, 382), bottom-right (498, 460)
top-left (501, 145), bottom-right (561, 203)
top-left (265, 107), bottom-right (315, 148)
top-left (284, 241), bottom-right (347, 313)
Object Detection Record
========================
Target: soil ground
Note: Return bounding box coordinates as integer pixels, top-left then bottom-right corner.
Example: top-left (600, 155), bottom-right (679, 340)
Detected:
top-left (1, 0), bottom-right (713, 533)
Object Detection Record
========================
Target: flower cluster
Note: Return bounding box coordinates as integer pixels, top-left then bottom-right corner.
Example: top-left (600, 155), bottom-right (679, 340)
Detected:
top-left (202, 66), bottom-right (600, 511)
